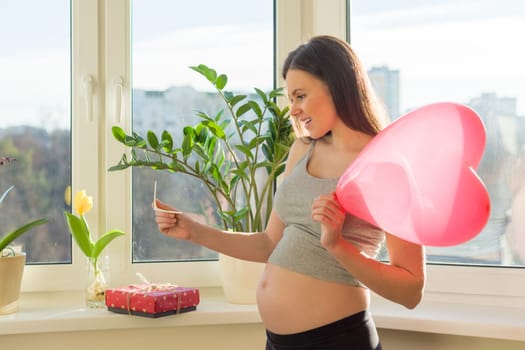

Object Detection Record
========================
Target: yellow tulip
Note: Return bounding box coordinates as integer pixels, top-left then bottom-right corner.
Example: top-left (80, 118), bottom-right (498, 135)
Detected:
top-left (74, 190), bottom-right (93, 215)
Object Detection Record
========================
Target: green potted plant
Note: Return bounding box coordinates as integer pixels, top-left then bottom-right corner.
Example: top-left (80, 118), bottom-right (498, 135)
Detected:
top-left (109, 64), bottom-right (295, 303)
top-left (0, 157), bottom-right (48, 314)
top-left (64, 189), bottom-right (126, 308)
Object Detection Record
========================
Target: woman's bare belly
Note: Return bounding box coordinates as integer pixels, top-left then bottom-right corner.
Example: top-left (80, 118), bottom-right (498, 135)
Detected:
top-left (257, 263), bottom-right (370, 334)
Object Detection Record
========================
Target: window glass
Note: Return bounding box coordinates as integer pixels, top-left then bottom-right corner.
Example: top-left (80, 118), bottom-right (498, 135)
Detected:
top-left (0, 0), bottom-right (71, 264)
top-left (351, 0), bottom-right (525, 266)
top-left (131, 0), bottom-right (274, 262)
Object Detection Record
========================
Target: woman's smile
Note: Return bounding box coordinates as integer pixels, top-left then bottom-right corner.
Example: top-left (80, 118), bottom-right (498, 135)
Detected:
top-left (301, 117), bottom-right (312, 129)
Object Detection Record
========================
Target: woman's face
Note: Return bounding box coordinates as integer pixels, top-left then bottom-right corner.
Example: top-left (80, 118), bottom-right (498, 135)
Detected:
top-left (285, 69), bottom-right (339, 139)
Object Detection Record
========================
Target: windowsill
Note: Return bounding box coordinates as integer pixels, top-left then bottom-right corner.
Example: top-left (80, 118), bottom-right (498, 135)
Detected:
top-left (370, 293), bottom-right (525, 341)
top-left (1, 288), bottom-right (524, 342)
top-left (0, 288), bottom-right (261, 335)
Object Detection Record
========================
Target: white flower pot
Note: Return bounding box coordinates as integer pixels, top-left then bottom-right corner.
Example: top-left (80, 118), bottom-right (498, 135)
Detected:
top-left (0, 253), bottom-right (26, 315)
top-left (218, 253), bottom-right (265, 304)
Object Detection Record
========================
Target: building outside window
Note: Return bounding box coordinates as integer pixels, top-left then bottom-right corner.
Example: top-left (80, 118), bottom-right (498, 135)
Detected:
top-left (130, 0), bottom-right (274, 262)
top-left (352, 0), bottom-right (525, 267)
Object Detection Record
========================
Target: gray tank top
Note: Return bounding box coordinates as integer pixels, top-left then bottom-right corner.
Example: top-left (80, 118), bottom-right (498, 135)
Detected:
top-left (268, 141), bottom-right (385, 287)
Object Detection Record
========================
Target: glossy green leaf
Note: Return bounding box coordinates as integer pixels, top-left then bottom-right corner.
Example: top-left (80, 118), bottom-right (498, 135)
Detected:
top-left (237, 101), bottom-right (253, 115)
top-left (207, 69), bottom-right (217, 83)
top-left (111, 126), bottom-right (127, 143)
top-left (147, 130), bottom-right (159, 149)
top-left (254, 88), bottom-right (268, 104)
top-left (247, 101), bottom-right (262, 118)
top-left (269, 87), bottom-right (284, 99)
top-left (235, 145), bottom-right (254, 162)
top-left (228, 94), bottom-right (246, 107)
top-left (216, 74), bottom-right (227, 90)
top-left (195, 110), bottom-right (212, 121)
top-left (189, 64), bottom-right (208, 78)
top-left (64, 212), bottom-right (93, 257)
top-left (161, 130), bottom-right (173, 151)
top-left (182, 129), bottom-right (195, 157)
top-left (202, 120), bottom-right (226, 139)
top-left (92, 229), bottom-right (126, 259)
top-left (0, 218), bottom-right (48, 253)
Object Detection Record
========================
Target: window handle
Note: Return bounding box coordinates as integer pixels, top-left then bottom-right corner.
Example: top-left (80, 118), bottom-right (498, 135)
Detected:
top-left (113, 76), bottom-right (124, 123)
top-left (82, 74), bottom-right (95, 122)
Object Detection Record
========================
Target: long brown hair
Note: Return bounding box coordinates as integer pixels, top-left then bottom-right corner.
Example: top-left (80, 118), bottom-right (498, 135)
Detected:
top-left (282, 35), bottom-right (386, 136)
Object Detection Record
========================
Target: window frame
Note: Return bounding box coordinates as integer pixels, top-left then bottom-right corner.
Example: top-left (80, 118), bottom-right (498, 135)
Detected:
top-left (345, 0), bottom-right (525, 304)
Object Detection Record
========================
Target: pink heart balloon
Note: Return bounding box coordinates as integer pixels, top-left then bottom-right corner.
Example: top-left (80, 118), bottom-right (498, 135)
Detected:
top-left (336, 102), bottom-right (491, 246)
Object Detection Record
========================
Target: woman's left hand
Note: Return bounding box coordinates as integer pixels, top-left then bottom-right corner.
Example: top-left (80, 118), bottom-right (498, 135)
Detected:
top-left (311, 192), bottom-right (346, 249)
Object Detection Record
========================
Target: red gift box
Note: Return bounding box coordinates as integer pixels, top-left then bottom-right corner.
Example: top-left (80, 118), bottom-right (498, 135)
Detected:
top-left (105, 283), bottom-right (200, 318)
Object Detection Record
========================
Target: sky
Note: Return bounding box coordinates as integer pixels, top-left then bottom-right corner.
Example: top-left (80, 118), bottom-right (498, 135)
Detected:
top-left (0, 0), bottom-right (524, 129)
top-left (351, 0), bottom-right (525, 114)
top-left (131, 0), bottom-right (274, 92)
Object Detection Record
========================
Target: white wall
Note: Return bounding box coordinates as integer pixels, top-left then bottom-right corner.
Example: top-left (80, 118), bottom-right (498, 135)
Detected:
top-left (2, 326), bottom-right (524, 349)
top-left (379, 329), bottom-right (524, 350)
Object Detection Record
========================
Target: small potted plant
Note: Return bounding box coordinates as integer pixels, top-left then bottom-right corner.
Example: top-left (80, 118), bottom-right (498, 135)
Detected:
top-left (64, 189), bottom-right (126, 308)
top-left (109, 64), bottom-right (295, 303)
top-left (0, 157), bottom-right (48, 315)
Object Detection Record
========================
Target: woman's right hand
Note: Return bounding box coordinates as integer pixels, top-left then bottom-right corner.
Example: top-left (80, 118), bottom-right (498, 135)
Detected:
top-left (153, 199), bottom-right (193, 241)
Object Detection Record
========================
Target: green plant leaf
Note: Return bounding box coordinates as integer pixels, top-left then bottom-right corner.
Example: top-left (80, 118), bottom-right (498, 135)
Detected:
top-left (214, 109), bottom-right (225, 122)
top-left (122, 136), bottom-right (137, 147)
top-left (92, 229), bottom-right (126, 259)
top-left (269, 87), bottom-right (284, 99)
top-left (189, 64), bottom-right (209, 78)
top-left (0, 218), bottom-right (48, 253)
top-left (218, 210), bottom-right (236, 223)
top-left (193, 143), bottom-right (209, 161)
top-left (248, 136), bottom-right (264, 150)
top-left (254, 88), bottom-right (268, 104)
top-left (131, 132), bottom-right (147, 148)
top-left (215, 74), bottom-right (227, 90)
top-left (210, 164), bottom-right (223, 183)
top-left (182, 128), bottom-right (195, 157)
top-left (206, 68), bottom-right (217, 83)
top-left (227, 94), bottom-right (246, 107)
top-left (233, 207), bottom-right (249, 221)
top-left (202, 120), bottom-right (226, 139)
top-left (236, 103), bottom-right (252, 118)
top-left (147, 130), bottom-right (160, 149)
top-left (235, 145), bottom-right (255, 161)
top-left (195, 110), bottom-right (212, 121)
top-left (170, 161), bottom-right (186, 172)
top-left (247, 100), bottom-right (263, 118)
top-left (108, 154), bottom-right (130, 172)
top-left (161, 130), bottom-right (173, 151)
top-left (64, 212), bottom-right (93, 257)
top-left (239, 119), bottom-right (259, 134)
top-left (108, 163), bottom-right (130, 172)
top-left (111, 126), bottom-right (127, 143)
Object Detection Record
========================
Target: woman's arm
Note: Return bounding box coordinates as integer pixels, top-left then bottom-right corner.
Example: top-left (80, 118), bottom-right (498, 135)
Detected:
top-left (154, 201), bottom-right (283, 263)
top-left (190, 211), bottom-right (285, 263)
top-left (329, 233), bottom-right (425, 309)
top-left (313, 193), bottom-right (426, 309)
top-left (154, 138), bottom-right (310, 263)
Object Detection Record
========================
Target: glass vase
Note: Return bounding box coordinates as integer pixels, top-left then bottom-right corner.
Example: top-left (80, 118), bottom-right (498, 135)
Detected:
top-left (86, 255), bottom-right (109, 309)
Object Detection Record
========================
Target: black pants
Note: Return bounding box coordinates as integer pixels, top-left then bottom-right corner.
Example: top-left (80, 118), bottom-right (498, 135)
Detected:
top-left (265, 310), bottom-right (382, 350)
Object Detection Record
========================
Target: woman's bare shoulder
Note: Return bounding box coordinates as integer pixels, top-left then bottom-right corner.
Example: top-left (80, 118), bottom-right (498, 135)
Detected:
top-left (283, 137), bottom-right (312, 176)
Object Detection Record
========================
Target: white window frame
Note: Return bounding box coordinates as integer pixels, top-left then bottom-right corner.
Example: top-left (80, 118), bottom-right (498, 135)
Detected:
top-left (21, 0), bottom-right (97, 291)
top-left (23, 0), bottom-right (524, 310)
